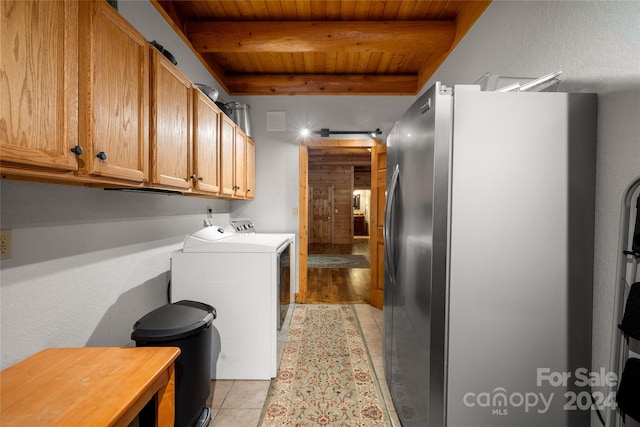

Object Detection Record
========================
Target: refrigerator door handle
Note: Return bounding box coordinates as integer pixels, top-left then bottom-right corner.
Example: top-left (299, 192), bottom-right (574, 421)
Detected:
top-left (384, 164), bottom-right (400, 281)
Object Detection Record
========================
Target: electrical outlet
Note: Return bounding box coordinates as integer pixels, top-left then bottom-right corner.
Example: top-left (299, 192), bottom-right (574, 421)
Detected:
top-left (1, 229), bottom-right (12, 260)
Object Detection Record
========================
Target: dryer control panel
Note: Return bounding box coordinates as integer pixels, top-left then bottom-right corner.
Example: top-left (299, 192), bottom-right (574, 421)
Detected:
top-left (229, 219), bottom-right (255, 233)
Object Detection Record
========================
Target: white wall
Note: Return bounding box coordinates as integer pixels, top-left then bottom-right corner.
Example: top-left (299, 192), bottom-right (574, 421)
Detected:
top-left (0, 0), bottom-right (231, 368)
top-left (0, 180), bottom-right (229, 368)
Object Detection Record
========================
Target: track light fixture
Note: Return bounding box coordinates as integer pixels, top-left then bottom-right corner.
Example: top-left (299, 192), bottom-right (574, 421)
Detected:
top-left (302, 128), bottom-right (382, 138)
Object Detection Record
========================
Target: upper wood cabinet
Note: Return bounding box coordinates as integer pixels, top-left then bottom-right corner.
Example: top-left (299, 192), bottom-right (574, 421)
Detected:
top-left (1, 0), bottom-right (79, 172)
top-left (149, 47), bottom-right (192, 190)
top-left (220, 116), bottom-right (251, 199)
top-left (192, 89), bottom-right (222, 194)
top-left (218, 114), bottom-right (253, 199)
top-left (246, 137), bottom-right (255, 199)
top-left (79, 0), bottom-right (149, 183)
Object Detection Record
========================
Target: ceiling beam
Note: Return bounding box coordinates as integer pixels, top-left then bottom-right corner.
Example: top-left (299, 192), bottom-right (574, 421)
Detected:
top-left (187, 21), bottom-right (455, 53)
top-left (225, 73), bottom-right (418, 96)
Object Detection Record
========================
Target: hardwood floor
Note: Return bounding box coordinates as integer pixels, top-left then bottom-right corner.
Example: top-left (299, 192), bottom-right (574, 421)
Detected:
top-left (306, 239), bottom-right (371, 304)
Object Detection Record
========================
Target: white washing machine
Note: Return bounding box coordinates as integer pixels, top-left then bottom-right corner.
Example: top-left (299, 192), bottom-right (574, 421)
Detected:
top-left (171, 220), bottom-right (295, 380)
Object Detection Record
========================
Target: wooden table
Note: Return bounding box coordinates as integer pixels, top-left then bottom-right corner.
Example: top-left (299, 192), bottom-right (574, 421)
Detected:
top-left (0, 347), bottom-right (180, 426)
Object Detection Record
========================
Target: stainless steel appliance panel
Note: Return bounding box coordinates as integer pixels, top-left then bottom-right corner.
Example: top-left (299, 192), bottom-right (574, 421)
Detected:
top-left (448, 90), bottom-right (563, 425)
top-left (383, 83), bottom-right (596, 427)
top-left (446, 90), bottom-right (595, 426)
top-left (384, 82), bottom-right (453, 426)
top-left (383, 123), bottom-right (398, 384)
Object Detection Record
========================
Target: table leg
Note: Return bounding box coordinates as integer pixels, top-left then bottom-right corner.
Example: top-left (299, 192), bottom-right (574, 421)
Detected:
top-left (156, 363), bottom-right (176, 427)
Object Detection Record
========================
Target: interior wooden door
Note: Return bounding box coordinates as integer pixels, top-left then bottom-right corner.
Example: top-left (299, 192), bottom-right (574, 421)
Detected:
top-left (310, 185), bottom-right (334, 243)
top-left (370, 144), bottom-right (386, 309)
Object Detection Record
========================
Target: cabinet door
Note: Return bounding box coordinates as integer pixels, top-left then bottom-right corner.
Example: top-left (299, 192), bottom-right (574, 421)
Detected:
top-left (193, 90), bottom-right (221, 194)
top-left (245, 137), bottom-right (255, 199)
top-left (79, 1), bottom-right (148, 183)
top-left (219, 114), bottom-right (236, 197)
top-left (233, 127), bottom-right (246, 198)
top-left (0, 0), bottom-right (79, 171)
top-left (150, 49), bottom-right (191, 190)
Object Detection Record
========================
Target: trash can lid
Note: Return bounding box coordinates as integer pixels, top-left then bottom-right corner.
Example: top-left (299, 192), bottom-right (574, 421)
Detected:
top-left (131, 300), bottom-right (215, 342)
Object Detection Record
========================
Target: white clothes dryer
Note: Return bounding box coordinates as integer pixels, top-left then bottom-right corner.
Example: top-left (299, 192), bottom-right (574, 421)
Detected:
top-left (171, 221), bottom-right (294, 380)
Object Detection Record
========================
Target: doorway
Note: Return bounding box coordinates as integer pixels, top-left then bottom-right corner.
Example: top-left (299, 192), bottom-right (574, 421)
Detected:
top-left (298, 139), bottom-right (381, 304)
top-left (352, 189), bottom-right (371, 238)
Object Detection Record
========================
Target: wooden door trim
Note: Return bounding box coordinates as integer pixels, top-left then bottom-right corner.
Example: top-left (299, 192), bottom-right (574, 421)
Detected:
top-left (369, 144), bottom-right (386, 309)
top-left (298, 145), bottom-right (309, 302)
top-left (297, 138), bottom-right (378, 303)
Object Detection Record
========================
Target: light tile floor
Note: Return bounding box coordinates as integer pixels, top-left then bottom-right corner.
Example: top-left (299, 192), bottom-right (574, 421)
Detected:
top-left (207, 304), bottom-right (401, 426)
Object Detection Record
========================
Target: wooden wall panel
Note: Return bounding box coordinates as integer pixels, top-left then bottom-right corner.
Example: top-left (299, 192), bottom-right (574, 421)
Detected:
top-left (309, 164), bottom-right (354, 244)
top-left (354, 170), bottom-right (371, 189)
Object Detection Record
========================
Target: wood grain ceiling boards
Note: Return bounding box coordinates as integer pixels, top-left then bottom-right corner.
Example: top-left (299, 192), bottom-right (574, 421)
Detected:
top-left (151, 0), bottom-right (491, 95)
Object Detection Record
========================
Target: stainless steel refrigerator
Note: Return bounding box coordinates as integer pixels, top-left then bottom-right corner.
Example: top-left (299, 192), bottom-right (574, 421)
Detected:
top-left (383, 82), bottom-right (597, 426)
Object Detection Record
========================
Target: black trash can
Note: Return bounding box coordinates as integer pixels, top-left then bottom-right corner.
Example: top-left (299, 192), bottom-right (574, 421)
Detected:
top-left (131, 300), bottom-right (215, 427)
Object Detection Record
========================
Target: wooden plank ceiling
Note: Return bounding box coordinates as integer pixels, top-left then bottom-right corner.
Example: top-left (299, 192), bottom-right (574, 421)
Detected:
top-left (151, 0), bottom-right (491, 96)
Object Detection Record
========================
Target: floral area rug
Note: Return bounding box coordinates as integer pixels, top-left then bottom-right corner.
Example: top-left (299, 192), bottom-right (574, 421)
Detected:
top-left (259, 304), bottom-right (391, 426)
top-left (307, 254), bottom-right (371, 269)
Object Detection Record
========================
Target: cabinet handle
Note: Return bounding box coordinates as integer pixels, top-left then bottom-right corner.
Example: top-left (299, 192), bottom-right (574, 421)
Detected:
top-left (70, 146), bottom-right (83, 155)
top-left (190, 174), bottom-right (197, 180)
top-left (97, 152), bottom-right (107, 160)
top-left (198, 176), bottom-right (204, 182)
